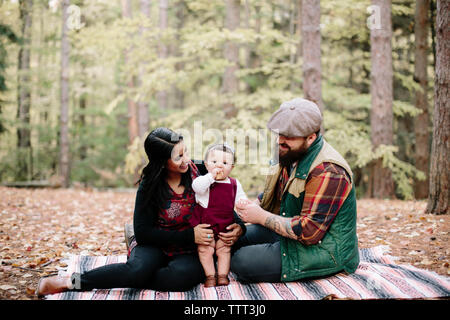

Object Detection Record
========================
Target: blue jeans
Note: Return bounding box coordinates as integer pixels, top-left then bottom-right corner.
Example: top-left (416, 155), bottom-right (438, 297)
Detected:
top-left (231, 224), bottom-right (282, 283)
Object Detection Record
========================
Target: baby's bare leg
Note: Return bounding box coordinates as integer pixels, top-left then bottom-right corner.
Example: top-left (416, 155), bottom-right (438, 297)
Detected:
top-left (198, 242), bottom-right (216, 277)
top-left (215, 239), bottom-right (231, 276)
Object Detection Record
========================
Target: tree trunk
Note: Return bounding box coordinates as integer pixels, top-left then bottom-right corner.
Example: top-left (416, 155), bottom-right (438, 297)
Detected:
top-left (289, 0), bottom-right (299, 91)
top-left (79, 63), bottom-right (87, 162)
top-left (427, 0), bottom-right (449, 215)
top-left (243, 0), bottom-right (251, 93)
top-left (121, 0), bottom-right (139, 146)
top-left (414, 0), bottom-right (431, 199)
top-left (244, 3), bottom-right (262, 93)
top-left (369, 0), bottom-right (395, 198)
top-left (138, 0), bottom-right (151, 138)
top-left (429, 0), bottom-right (437, 68)
top-left (171, 0), bottom-right (185, 110)
top-left (36, 2), bottom-right (47, 172)
top-left (301, 0), bottom-right (323, 114)
top-left (289, 0), bottom-right (297, 66)
top-left (156, 0), bottom-right (169, 112)
top-left (296, 0), bottom-right (302, 62)
top-left (253, 4), bottom-right (262, 68)
top-left (16, 0), bottom-right (33, 181)
top-left (59, 0), bottom-right (70, 187)
top-left (222, 0), bottom-right (240, 119)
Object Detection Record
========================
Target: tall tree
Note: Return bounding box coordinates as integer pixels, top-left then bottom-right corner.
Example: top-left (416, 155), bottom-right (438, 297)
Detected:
top-left (369, 0), bottom-right (395, 198)
top-left (121, 0), bottom-right (139, 146)
top-left (171, 0), bottom-right (185, 109)
top-left (16, 0), bottom-right (33, 181)
top-left (156, 0), bottom-right (169, 112)
top-left (222, 0), bottom-right (240, 119)
top-left (301, 0), bottom-right (323, 114)
top-left (243, 1), bottom-right (262, 93)
top-left (0, 23), bottom-right (19, 134)
top-left (413, 0), bottom-right (431, 199)
top-left (295, 0), bottom-right (302, 64)
top-left (59, 0), bottom-right (71, 187)
top-left (427, 0), bottom-right (449, 215)
top-left (290, 0), bottom-right (301, 91)
top-left (138, 0), bottom-right (151, 138)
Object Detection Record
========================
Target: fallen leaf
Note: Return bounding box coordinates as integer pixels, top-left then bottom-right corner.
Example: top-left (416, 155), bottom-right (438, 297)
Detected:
top-left (26, 287), bottom-right (35, 295)
top-left (0, 285), bottom-right (17, 290)
top-left (403, 231), bottom-right (420, 238)
top-left (420, 258), bottom-right (433, 266)
top-left (36, 257), bottom-right (50, 265)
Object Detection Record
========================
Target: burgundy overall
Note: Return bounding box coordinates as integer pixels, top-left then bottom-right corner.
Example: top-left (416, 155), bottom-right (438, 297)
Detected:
top-left (190, 177), bottom-right (237, 239)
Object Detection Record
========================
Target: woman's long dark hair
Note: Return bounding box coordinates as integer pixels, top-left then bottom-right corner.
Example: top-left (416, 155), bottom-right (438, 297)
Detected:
top-left (137, 127), bottom-right (193, 210)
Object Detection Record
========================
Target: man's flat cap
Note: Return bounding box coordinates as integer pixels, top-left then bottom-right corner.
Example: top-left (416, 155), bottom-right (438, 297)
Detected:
top-left (267, 98), bottom-right (322, 137)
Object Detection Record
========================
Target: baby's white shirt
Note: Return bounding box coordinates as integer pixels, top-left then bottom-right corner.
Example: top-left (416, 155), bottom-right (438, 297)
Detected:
top-left (192, 173), bottom-right (247, 208)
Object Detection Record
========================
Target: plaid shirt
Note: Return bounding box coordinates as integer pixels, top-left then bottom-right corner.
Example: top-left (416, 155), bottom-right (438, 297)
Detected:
top-left (288, 162), bottom-right (352, 245)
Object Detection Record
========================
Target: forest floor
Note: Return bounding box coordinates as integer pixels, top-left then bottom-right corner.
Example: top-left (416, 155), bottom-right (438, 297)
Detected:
top-left (0, 186), bottom-right (449, 300)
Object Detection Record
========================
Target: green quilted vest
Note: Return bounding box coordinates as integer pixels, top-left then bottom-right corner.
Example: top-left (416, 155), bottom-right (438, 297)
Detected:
top-left (260, 136), bottom-right (359, 281)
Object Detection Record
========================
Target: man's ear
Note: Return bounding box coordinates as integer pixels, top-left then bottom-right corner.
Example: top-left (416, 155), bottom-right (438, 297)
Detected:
top-left (306, 133), bottom-right (317, 147)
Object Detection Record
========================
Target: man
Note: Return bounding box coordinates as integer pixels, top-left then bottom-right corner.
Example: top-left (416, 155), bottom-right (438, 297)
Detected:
top-left (232, 98), bottom-right (359, 283)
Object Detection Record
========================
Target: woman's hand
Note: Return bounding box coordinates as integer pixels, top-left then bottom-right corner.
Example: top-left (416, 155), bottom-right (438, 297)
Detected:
top-left (194, 224), bottom-right (214, 245)
top-left (218, 223), bottom-right (243, 247)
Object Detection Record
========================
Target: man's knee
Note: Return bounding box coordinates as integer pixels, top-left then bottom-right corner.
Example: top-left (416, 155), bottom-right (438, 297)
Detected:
top-left (230, 249), bottom-right (251, 277)
top-left (231, 243), bottom-right (281, 283)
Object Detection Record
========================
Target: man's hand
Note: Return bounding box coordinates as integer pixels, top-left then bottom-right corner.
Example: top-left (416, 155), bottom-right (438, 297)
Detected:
top-left (236, 200), bottom-right (268, 225)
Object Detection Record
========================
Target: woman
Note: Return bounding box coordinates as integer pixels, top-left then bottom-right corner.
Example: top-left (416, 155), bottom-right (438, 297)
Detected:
top-left (36, 127), bottom-right (245, 296)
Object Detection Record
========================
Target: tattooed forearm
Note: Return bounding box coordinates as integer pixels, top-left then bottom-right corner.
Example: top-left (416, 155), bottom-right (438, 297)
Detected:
top-left (264, 214), bottom-right (298, 240)
top-left (264, 215), bottom-right (281, 234)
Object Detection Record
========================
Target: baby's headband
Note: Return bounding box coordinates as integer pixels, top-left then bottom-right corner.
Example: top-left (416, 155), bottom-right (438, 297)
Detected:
top-left (207, 142), bottom-right (235, 154)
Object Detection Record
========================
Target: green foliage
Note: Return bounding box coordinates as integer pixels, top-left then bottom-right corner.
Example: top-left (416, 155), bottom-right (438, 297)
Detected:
top-left (322, 81), bottom-right (426, 199)
top-left (0, 0), bottom-right (433, 199)
top-left (373, 144), bottom-right (426, 200)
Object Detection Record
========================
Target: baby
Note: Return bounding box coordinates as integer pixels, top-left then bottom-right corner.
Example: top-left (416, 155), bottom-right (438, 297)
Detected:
top-left (190, 143), bottom-right (247, 287)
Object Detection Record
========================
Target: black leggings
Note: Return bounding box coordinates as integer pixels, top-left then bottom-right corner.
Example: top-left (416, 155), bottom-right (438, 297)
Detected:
top-left (72, 245), bottom-right (205, 292)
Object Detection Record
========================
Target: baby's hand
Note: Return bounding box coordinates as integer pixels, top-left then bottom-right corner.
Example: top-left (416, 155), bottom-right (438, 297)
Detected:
top-left (211, 167), bottom-right (222, 179)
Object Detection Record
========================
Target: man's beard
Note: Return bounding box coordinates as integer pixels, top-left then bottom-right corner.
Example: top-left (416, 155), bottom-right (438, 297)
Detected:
top-left (278, 142), bottom-right (309, 168)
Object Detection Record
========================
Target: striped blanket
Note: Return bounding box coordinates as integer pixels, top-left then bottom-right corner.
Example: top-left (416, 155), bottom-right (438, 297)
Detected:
top-left (46, 246), bottom-right (450, 300)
